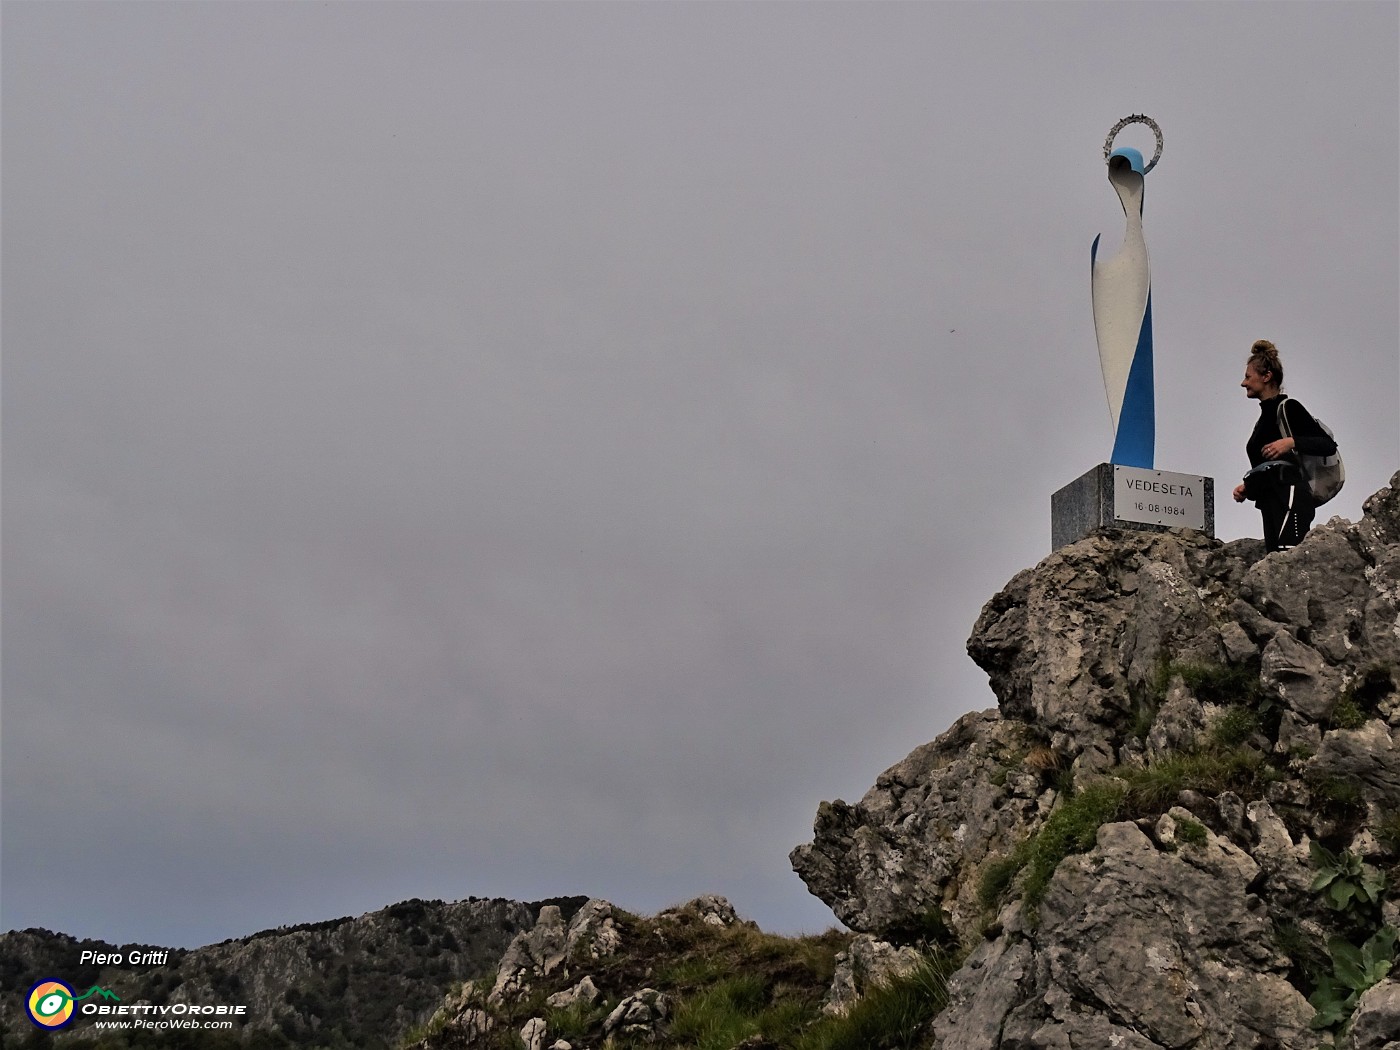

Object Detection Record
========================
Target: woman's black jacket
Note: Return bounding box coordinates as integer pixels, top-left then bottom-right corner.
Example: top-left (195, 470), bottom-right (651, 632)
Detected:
top-left (1246, 394), bottom-right (1337, 468)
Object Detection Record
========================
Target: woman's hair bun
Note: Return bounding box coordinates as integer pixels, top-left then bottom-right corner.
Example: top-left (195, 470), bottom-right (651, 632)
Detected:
top-left (1248, 339), bottom-right (1283, 384)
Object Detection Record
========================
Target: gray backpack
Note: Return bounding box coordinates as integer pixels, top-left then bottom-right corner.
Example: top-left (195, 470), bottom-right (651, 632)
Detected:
top-left (1277, 396), bottom-right (1345, 505)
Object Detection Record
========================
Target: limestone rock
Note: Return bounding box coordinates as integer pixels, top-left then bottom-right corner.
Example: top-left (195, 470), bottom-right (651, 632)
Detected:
top-left (1222, 619), bottom-right (1261, 664)
top-left (602, 988), bottom-right (669, 1042)
top-left (1146, 675), bottom-right (1209, 757)
top-left (967, 530), bottom-right (1256, 764)
top-left (1262, 631), bottom-right (1344, 723)
top-left (520, 1017), bottom-right (547, 1050)
top-left (658, 895), bottom-right (743, 928)
top-left (491, 899), bottom-right (619, 1005)
top-left (1242, 527), bottom-right (1372, 664)
top-left (547, 975), bottom-right (600, 1010)
top-left (490, 906), bottom-right (570, 1004)
top-left (936, 821), bottom-right (1321, 1049)
top-left (450, 1008), bottom-right (493, 1043)
top-left (791, 709), bottom-right (1057, 940)
top-left (1244, 800), bottom-right (1315, 907)
top-left (1124, 559), bottom-right (1227, 686)
top-left (932, 934), bottom-right (1035, 1050)
top-left (1309, 721), bottom-right (1400, 808)
top-left (1362, 548), bottom-right (1400, 677)
top-left (1362, 473), bottom-right (1400, 545)
top-left (1239, 473), bottom-right (1400, 681)
top-left (821, 934), bottom-right (924, 1016)
top-left (1348, 978), bottom-right (1400, 1050)
top-left (565, 898), bottom-right (622, 959)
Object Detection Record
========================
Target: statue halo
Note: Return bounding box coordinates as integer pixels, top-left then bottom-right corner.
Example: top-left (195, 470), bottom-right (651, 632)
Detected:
top-left (1103, 114), bottom-right (1164, 173)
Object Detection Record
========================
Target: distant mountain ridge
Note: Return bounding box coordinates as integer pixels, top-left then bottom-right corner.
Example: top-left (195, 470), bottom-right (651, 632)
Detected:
top-left (1, 895), bottom-right (588, 1048)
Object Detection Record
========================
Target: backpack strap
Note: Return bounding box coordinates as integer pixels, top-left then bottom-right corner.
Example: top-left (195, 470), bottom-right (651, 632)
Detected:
top-left (1275, 395), bottom-right (1293, 441)
top-left (1273, 396), bottom-right (1311, 484)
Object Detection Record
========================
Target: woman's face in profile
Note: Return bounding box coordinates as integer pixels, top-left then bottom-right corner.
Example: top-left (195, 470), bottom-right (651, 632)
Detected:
top-left (1241, 364), bottom-right (1272, 400)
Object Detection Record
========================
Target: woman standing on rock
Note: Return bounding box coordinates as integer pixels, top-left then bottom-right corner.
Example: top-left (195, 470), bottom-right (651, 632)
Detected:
top-left (1231, 339), bottom-right (1336, 552)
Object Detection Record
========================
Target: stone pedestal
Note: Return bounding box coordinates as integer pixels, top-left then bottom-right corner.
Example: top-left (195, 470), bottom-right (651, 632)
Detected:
top-left (1052, 463), bottom-right (1214, 551)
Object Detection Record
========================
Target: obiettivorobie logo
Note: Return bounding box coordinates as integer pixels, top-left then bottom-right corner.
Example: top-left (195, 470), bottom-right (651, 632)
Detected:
top-left (26, 980), bottom-right (120, 1029)
top-left (24, 976), bottom-right (249, 1031)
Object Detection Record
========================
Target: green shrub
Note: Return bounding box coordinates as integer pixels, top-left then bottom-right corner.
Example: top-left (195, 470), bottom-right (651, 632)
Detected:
top-left (1375, 809), bottom-right (1400, 855)
top-left (1309, 841), bottom-right (1387, 913)
top-left (977, 855), bottom-right (1024, 911)
top-left (658, 953), bottom-right (726, 988)
top-left (1347, 664), bottom-right (1397, 707)
top-left (1173, 662), bottom-right (1263, 706)
top-left (1145, 658), bottom-right (1262, 706)
top-left (1329, 695), bottom-right (1367, 730)
top-left (1306, 773), bottom-right (1368, 831)
top-left (1210, 706), bottom-right (1261, 749)
top-left (1301, 839), bottom-right (1397, 1031)
top-left (398, 1004), bottom-right (452, 1047)
top-left (1130, 695), bottom-right (1161, 742)
top-left (882, 907), bottom-right (955, 949)
top-left (1309, 926), bottom-right (1398, 1029)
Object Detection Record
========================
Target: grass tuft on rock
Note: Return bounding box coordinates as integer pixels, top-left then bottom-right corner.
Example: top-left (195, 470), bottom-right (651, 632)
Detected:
top-left (792, 950), bottom-right (959, 1050)
top-left (981, 741), bottom-right (1280, 923)
top-left (1020, 781), bottom-right (1126, 911)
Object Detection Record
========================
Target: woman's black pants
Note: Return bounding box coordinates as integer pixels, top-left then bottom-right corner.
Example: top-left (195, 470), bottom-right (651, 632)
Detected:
top-left (1248, 463), bottom-right (1316, 552)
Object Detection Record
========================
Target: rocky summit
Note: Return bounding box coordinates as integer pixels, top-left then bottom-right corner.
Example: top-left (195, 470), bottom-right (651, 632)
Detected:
top-left (792, 471), bottom-right (1400, 1049)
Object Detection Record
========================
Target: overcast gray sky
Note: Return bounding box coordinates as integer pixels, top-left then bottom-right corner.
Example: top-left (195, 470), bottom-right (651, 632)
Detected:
top-left (4, 2), bottom-right (1397, 949)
